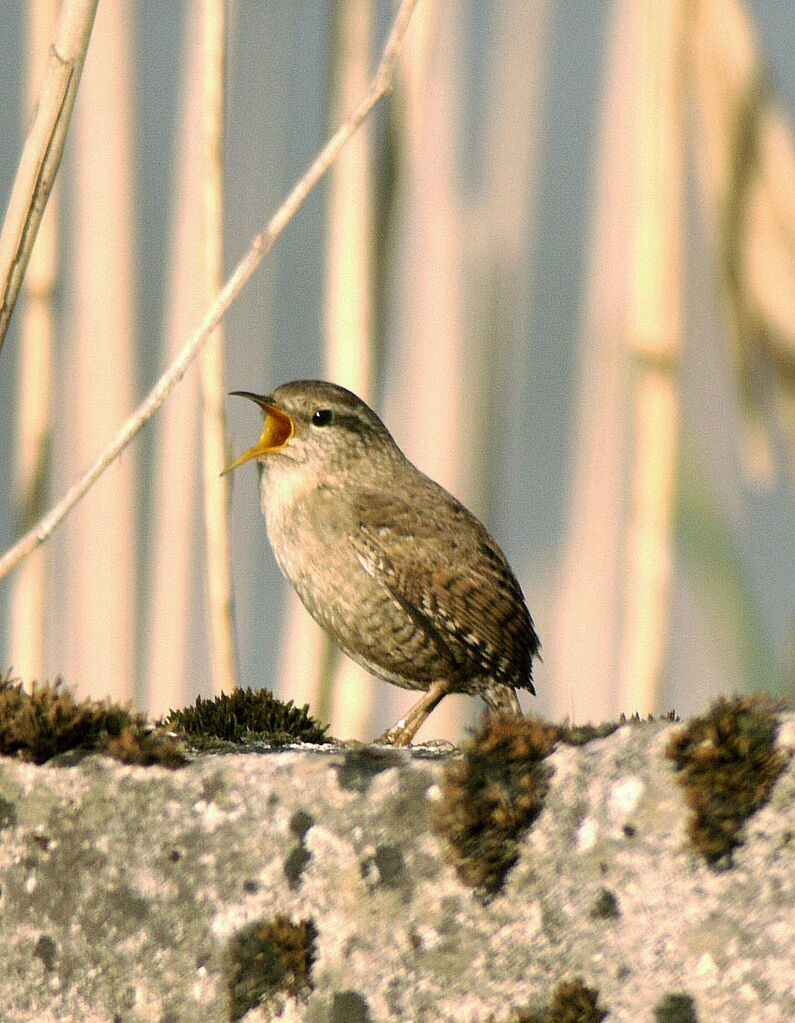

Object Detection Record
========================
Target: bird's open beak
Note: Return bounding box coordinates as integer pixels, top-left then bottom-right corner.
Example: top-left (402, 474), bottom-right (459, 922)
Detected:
top-left (222, 392), bottom-right (295, 474)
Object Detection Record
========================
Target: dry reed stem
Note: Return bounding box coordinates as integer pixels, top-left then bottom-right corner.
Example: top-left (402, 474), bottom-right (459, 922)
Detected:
top-left (324, 0), bottom-right (375, 398)
top-left (0, 0), bottom-right (420, 584)
top-left (8, 0), bottom-right (61, 683)
top-left (199, 0), bottom-right (239, 695)
top-left (691, 0), bottom-right (795, 485)
top-left (0, 0), bottom-right (99, 351)
top-left (141, 1), bottom-right (205, 716)
top-left (320, 0), bottom-right (377, 736)
top-left (64, 0), bottom-right (138, 702)
top-left (617, 0), bottom-right (685, 714)
top-left (552, 0), bottom-right (667, 723)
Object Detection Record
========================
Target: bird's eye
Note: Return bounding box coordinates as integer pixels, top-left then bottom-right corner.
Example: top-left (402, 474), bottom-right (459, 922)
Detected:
top-left (312, 408), bottom-right (334, 427)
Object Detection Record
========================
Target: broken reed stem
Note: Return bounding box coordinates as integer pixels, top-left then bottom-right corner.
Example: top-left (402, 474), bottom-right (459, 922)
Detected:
top-left (0, 0), bottom-right (420, 584)
top-left (0, 0), bottom-right (99, 351)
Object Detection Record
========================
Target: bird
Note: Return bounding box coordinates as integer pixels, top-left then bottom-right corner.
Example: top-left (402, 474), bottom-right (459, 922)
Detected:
top-left (224, 380), bottom-right (540, 745)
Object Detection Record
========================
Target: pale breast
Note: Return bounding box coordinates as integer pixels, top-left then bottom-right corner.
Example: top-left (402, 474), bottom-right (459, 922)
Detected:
top-left (260, 477), bottom-right (452, 689)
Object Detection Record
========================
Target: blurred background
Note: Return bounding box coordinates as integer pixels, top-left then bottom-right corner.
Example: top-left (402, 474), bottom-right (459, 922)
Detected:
top-left (0, 0), bottom-right (793, 743)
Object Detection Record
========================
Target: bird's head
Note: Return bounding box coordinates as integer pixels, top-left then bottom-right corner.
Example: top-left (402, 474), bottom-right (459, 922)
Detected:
top-left (223, 380), bottom-right (399, 481)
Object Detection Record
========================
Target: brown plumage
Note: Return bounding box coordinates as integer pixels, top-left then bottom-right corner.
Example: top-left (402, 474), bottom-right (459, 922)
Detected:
top-left (225, 380), bottom-right (540, 745)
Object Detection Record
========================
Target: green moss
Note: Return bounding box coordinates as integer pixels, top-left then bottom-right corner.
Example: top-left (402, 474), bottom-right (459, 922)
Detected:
top-left (544, 710), bottom-right (679, 748)
top-left (165, 686), bottom-right (328, 748)
top-left (225, 915), bottom-right (318, 1021)
top-left (432, 714), bottom-right (558, 895)
top-left (0, 672), bottom-right (326, 763)
top-left (550, 719), bottom-right (623, 746)
top-left (0, 671), bottom-right (185, 767)
top-left (514, 978), bottom-right (609, 1023)
top-left (665, 695), bottom-right (788, 866)
top-left (103, 722), bottom-right (187, 768)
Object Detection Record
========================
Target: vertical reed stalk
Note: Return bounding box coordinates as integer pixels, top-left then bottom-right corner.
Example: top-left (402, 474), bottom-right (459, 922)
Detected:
top-left (199, 0), bottom-right (239, 695)
top-left (617, 0), bottom-right (685, 714)
top-left (321, 0), bottom-right (377, 737)
top-left (143, 1), bottom-right (204, 717)
top-left (9, 0), bottom-right (60, 685)
top-left (64, 0), bottom-right (137, 701)
top-left (691, 0), bottom-right (795, 486)
top-left (553, 0), bottom-right (680, 722)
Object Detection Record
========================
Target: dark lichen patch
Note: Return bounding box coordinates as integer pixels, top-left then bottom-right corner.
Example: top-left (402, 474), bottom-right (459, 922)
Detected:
top-left (333, 747), bottom-right (403, 792)
top-left (0, 796), bottom-right (17, 830)
top-left (514, 978), bottom-right (609, 1022)
top-left (109, 885), bottom-right (150, 925)
top-left (33, 935), bottom-right (57, 972)
top-left (432, 714), bottom-right (558, 895)
top-left (290, 809), bottom-right (315, 839)
top-left (165, 687), bottom-right (328, 749)
top-left (589, 887), bottom-right (620, 920)
top-left (284, 842), bottom-right (311, 889)
top-left (284, 810), bottom-right (314, 889)
top-left (330, 990), bottom-right (372, 1022)
top-left (0, 671), bottom-right (186, 767)
top-left (361, 844), bottom-right (405, 890)
top-left (373, 844), bottom-right (404, 887)
top-left (225, 915), bottom-right (317, 1021)
top-left (653, 992), bottom-right (699, 1022)
top-left (665, 695), bottom-right (788, 866)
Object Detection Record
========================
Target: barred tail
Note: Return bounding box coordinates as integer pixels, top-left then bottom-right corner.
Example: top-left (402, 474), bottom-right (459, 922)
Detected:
top-left (482, 684), bottom-right (523, 717)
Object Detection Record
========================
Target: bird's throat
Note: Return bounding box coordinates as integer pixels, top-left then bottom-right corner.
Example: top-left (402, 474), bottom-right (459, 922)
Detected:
top-left (223, 405), bottom-right (295, 473)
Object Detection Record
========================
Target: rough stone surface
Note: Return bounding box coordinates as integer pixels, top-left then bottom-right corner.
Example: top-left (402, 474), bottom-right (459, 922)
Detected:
top-left (0, 717), bottom-right (793, 1023)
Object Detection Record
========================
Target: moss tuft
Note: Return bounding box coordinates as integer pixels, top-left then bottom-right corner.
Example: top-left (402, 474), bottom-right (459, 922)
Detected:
top-left (550, 719), bottom-right (623, 746)
top-left (514, 978), bottom-right (609, 1023)
top-left (225, 915), bottom-right (317, 1021)
top-left (104, 722), bottom-right (187, 768)
top-left (165, 686), bottom-right (328, 748)
top-left (432, 714), bottom-right (558, 895)
top-left (540, 710), bottom-right (679, 749)
top-left (0, 671), bottom-right (185, 767)
top-left (665, 694), bottom-right (788, 866)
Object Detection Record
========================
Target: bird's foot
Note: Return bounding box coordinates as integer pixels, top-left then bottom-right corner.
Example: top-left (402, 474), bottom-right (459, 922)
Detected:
top-left (374, 721), bottom-right (414, 747)
top-left (374, 679), bottom-right (453, 747)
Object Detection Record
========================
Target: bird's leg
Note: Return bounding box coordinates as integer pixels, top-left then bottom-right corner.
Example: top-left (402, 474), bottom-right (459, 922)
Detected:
top-left (376, 679), bottom-right (453, 746)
